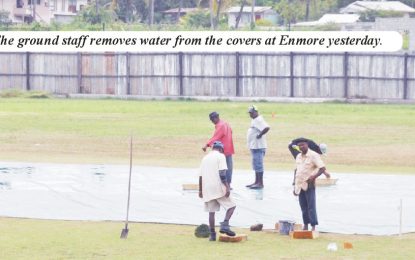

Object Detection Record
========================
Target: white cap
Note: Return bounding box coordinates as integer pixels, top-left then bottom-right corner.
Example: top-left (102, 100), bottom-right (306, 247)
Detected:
top-left (319, 143), bottom-right (328, 154)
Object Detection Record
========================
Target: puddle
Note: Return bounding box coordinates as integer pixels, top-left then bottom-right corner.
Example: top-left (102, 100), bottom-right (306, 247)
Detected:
top-left (0, 161), bottom-right (414, 235)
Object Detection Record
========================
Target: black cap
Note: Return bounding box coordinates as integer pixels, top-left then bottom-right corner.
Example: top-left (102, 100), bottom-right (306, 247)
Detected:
top-left (209, 112), bottom-right (219, 119)
top-left (294, 137), bottom-right (309, 145)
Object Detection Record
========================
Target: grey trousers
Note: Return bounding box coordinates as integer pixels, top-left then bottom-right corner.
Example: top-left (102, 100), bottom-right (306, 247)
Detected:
top-left (225, 155), bottom-right (233, 184)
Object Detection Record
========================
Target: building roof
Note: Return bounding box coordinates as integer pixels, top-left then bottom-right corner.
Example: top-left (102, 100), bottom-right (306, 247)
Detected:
top-left (295, 13), bottom-right (360, 26)
top-left (227, 6), bottom-right (274, 13)
top-left (340, 1), bottom-right (415, 14)
top-left (162, 8), bottom-right (203, 14)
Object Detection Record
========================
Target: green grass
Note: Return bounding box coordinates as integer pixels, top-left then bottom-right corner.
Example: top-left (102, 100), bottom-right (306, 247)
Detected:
top-left (0, 97), bottom-right (414, 173)
top-left (0, 218), bottom-right (414, 259)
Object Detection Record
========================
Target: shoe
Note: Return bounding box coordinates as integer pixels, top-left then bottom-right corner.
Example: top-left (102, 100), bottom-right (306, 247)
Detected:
top-left (246, 172), bottom-right (259, 187)
top-left (219, 221), bottom-right (236, 237)
top-left (209, 231), bottom-right (216, 241)
top-left (249, 184), bottom-right (264, 189)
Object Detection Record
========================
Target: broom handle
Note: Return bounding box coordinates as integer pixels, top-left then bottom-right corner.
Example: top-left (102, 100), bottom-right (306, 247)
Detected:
top-left (125, 135), bottom-right (133, 228)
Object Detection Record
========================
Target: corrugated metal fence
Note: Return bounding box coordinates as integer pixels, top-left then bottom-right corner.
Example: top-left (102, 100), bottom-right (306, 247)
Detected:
top-left (0, 52), bottom-right (413, 100)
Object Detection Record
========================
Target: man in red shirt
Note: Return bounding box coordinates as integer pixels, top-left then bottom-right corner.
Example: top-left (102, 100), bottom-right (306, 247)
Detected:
top-left (202, 112), bottom-right (235, 186)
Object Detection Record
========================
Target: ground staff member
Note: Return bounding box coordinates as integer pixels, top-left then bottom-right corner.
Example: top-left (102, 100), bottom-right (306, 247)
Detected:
top-left (289, 137), bottom-right (330, 181)
top-left (202, 112), bottom-right (235, 186)
top-left (199, 141), bottom-right (236, 241)
top-left (293, 138), bottom-right (326, 231)
top-left (246, 105), bottom-right (270, 189)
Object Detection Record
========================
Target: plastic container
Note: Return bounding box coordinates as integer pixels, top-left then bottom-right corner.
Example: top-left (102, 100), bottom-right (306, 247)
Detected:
top-left (279, 220), bottom-right (295, 235)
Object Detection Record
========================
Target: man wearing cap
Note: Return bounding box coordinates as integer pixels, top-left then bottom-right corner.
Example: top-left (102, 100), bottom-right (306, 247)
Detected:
top-left (288, 137), bottom-right (330, 180)
top-left (202, 112), bottom-right (235, 186)
top-left (293, 138), bottom-right (326, 231)
top-left (246, 105), bottom-right (270, 189)
top-left (199, 141), bottom-right (237, 241)
top-left (289, 137), bottom-right (326, 159)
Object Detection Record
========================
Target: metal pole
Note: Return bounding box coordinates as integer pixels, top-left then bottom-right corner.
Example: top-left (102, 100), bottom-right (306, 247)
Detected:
top-left (178, 52), bottom-right (184, 96)
top-left (26, 52), bottom-right (30, 91)
top-left (236, 52), bottom-right (240, 97)
top-left (290, 52), bottom-right (294, 97)
top-left (344, 52), bottom-right (349, 99)
top-left (403, 53), bottom-right (409, 100)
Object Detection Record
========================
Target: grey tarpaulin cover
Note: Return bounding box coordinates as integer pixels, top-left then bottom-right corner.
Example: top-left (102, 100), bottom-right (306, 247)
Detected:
top-left (0, 162), bottom-right (414, 235)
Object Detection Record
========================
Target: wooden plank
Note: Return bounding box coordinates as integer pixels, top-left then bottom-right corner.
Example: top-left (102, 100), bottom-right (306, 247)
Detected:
top-left (290, 230), bottom-right (319, 239)
top-left (219, 234), bottom-right (247, 242)
top-left (316, 178), bottom-right (338, 186)
top-left (182, 184), bottom-right (199, 190)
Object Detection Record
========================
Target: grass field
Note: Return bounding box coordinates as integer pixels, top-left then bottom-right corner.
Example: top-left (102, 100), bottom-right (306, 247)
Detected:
top-left (0, 97), bottom-right (414, 173)
top-left (1, 97), bottom-right (415, 259)
top-left (0, 218), bottom-right (414, 259)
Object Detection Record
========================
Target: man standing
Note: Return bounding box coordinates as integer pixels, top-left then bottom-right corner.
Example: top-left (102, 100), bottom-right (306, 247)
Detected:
top-left (202, 112), bottom-right (235, 186)
top-left (199, 141), bottom-right (237, 241)
top-left (246, 105), bottom-right (270, 189)
top-left (288, 137), bottom-right (330, 181)
top-left (293, 138), bottom-right (326, 231)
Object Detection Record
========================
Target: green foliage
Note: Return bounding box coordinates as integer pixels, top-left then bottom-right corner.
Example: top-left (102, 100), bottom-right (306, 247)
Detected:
top-left (256, 0), bottom-right (278, 5)
top-left (402, 32), bottom-right (409, 50)
top-left (180, 9), bottom-right (211, 28)
top-left (76, 3), bottom-right (116, 24)
top-left (0, 89), bottom-right (50, 98)
top-left (359, 10), bottom-right (404, 22)
top-left (336, 0), bottom-right (355, 9)
top-left (308, 0), bottom-right (337, 20)
top-left (194, 224), bottom-right (210, 238)
top-left (256, 18), bottom-right (273, 26)
top-left (275, 0), bottom-right (304, 25)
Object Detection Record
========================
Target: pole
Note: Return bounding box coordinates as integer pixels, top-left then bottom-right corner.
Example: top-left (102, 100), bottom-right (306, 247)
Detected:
top-left (179, 52), bottom-right (184, 96)
top-left (399, 199), bottom-right (403, 237)
top-left (290, 52), bottom-right (294, 97)
top-left (77, 52), bottom-right (82, 93)
top-left (126, 52), bottom-right (131, 95)
top-left (236, 52), bottom-right (240, 97)
top-left (26, 52), bottom-right (30, 91)
top-left (344, 52), bottom-right (349, 99)
top-left (125, 135), bottom-right (133, 229)
top-left (403, 53), bottom-right (409, 100)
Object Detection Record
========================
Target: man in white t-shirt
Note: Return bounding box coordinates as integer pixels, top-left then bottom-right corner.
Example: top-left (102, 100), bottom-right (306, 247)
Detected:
top-left (246, 105), bottom-right (270, 189)
top-left (199, 141), bottom-right (236, 241)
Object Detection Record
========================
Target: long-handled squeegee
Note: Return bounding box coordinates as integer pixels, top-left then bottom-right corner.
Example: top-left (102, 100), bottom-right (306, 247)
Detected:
top-left (120, 135), bottom-right (133, 239)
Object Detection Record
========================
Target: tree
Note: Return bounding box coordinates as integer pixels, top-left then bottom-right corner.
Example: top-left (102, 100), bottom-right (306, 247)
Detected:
top-left (77, 2), bottom-right (115, 24)
top-left (115, 0), bottom-right (135, 22)
top-left (180, 9), bottom-right (211, 28)
top-left (275, 0), bottom-right (304, 29)
top-left (235, 0), bottom-right (247, 29)
top-left (0, 10), bottom-right (12, 27)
